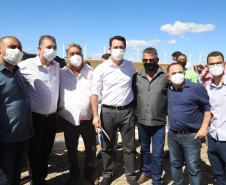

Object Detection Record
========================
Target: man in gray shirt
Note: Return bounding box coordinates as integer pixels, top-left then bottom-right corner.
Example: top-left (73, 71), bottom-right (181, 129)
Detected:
top-left (133, 47), bottom-right (170, 184)
top-left (206, 51), bottom-right (226, 185)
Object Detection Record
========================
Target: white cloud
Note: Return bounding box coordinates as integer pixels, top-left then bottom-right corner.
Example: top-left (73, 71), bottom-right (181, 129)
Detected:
top-left (89, 52), bottom-right (104, 59)
top-left (160, 21), bottom-right (215, 35)
top-left (125, 55), bottom-right (133, 57)
top-left (180, 35), bottom-right (190, 40)
top-left (17, 33), bottom-right (21, 36)
top-left (126, 39), bottom-right (162, 49)
top-left (217, 35), bottom-right (221, 38)
top-left (24, 48), bottom-right (31, 51)
top-left (131, 52), bottom-right (137, 54)
top-left (167, 40), bottom-right (177, 44)
top-left (126, 57), bottom-right (136, 61)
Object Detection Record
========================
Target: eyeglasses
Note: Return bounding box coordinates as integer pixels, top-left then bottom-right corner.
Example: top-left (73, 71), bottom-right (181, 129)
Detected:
top-left (208, 61), bottom-right (224, 67)
top-left (142, 58), bottom-right (156, 63)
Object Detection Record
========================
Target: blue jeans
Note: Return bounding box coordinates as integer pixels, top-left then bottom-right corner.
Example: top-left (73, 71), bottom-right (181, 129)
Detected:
top-left (168, 130), bottom-right (202, 185)
top-left (208, 133), bottom-right (226, 185)
top-left (138, 124), bottom-right (165, 185)
top-left (0, 140), bottom-right (29, 185)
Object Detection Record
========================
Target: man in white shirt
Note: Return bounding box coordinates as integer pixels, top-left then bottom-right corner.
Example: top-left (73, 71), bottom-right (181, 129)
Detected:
top-left (91, 36), bottom-right (138, 185)
top-left (58, 43), bottom-right (98, 185)
top-left (206, 51), bottom-right (226, 185)
top-left (19, 35), bottom-right (59, 185)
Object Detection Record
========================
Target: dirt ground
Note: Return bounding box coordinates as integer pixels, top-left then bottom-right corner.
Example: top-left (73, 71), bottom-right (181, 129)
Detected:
top-left (20, 132), bottom-right (215, 185)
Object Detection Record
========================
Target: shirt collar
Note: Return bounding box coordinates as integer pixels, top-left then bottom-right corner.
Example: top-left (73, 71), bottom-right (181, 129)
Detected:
top-left (66, 63), bottom-right (86, 76)
top-left (107, 58), bottom-right (128, 67)
top-left (35, 55), bottom-right (55, 67)
top-left (0, 63), bottom-right (19, 72)
top-left (169, 79), bottom-right (191, 91)
top-left (209, 73), bottom-right (226, 87)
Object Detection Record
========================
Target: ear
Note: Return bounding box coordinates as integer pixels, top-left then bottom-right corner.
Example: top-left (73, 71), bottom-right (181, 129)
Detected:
top-left (81, 54), bottom-right (84, 61)
top-left (38, 46), bottom-right (42, 53)
top-left (156, 58), bottom-right (159, 63)
top-left (167, 74), bottom-right (170, 80)
top-left (109, 47), bottom-right (112, 53)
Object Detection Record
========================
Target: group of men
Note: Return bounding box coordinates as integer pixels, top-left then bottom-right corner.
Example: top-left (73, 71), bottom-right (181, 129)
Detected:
top-left (0, 35), bottom-right (225, 185)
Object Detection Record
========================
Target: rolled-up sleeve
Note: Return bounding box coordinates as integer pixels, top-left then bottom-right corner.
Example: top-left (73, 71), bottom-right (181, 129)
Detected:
top-left (197, 84), bottom-right (210, 112)
top-left (91, 66), bottom-right (103, 96)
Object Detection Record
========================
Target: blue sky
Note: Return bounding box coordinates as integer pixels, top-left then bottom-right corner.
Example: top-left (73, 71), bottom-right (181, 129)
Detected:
top-left (2, 0), bottom-right (226, 64)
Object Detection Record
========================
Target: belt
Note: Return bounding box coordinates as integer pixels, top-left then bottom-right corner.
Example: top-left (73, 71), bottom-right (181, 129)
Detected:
top-left (102, 101), bottom-right (133, 110)
top-left (170, 129), bottom-right (199, 134)
top-left (32, 112), bottom-right (56, 118)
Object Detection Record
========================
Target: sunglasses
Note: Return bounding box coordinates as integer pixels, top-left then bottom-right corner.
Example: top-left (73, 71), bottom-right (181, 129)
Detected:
top-left (142, 58), bottom-right (156, 62)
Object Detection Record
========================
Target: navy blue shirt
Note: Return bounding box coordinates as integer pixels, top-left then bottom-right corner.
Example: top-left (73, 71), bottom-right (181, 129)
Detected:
top-left (0, 63), bottom-right (33, 142)
top-left (168, 79), bottom-right (210, 131)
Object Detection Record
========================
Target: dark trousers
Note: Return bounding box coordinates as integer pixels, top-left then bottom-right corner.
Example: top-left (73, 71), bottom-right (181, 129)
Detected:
top-left (208, 133), bottom-right (226, 185)
top-left (28, 113), bottom-right (56, 185)
top-left (0, 140), bottom-right (29, 185)
top-left (101, 106), bottom-right (136, 181)
top-left (138, 124), bottom-right (165, 185)
top-left (62, 117), bottom-right (96, 176)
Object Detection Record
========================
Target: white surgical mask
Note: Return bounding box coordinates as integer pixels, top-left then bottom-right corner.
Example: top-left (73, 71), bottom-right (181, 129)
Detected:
top-left (171, 73), bottom-right (185, 85)
top-left (111, 49), bottom-right (125, 61)
top-left (42, 48), bottom-right (57, 61)
top-left (208, 64), bottom-right (224, 77)
top-left (70, 55), bottom-right (82, 67)
top-left (1, 48), bottom-right (23, 65)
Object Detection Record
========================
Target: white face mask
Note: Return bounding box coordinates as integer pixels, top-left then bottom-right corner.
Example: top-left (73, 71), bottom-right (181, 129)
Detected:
top-left (111, 49), bottom-right (125, 61)
top-left (1, 48), bottom-right (23, 65)
top-left (208, 64), bottom-right (224, 77)
top-left (42, 48), bottom-right (57, 61)
top-left (70, 55), bottom-right (82, 67)
top-left (171, 73), bottom-right (185, 85)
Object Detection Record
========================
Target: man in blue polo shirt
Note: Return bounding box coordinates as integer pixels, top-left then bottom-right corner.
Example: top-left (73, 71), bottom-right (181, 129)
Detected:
top-left (166, 63), bottom-right (211, 185)
top-left (0, 36), bottom-right (34, 185)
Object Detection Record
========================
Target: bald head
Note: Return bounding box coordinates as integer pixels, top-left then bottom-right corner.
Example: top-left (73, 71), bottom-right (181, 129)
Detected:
top-left (0, 36), bottom-right (21, 47)
top-left (0, 36), bottom-right (22, 51)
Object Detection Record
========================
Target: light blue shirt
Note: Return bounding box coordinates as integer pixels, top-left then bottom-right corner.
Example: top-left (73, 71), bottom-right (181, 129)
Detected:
top-left (206, 74), bottom-right (226, 141)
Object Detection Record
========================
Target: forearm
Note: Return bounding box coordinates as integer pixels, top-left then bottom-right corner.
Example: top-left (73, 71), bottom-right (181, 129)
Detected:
top-left (200, 111), bottom-right (212, 129)
top-left (91, 94), bottom-right (99, 117)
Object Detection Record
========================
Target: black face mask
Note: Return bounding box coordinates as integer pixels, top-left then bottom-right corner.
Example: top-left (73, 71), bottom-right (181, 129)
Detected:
top-left (177, 61), bottom-right (186, 68)
top-left (198, 70), bottom-right (202, 74)
top-left (144, 62), bottom-right (157, 71)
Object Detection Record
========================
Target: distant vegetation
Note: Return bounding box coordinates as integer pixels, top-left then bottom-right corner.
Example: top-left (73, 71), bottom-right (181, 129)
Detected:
top-left (85, 60), bottom-right (170, 71)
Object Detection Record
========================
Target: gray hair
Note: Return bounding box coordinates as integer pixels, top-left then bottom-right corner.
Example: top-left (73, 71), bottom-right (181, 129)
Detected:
top-left (66, 43), bottom-right (82, 55)
top-left (39, 35), bottom-right (56, 47)
top-left (142, 47), bottom-right (158, 58)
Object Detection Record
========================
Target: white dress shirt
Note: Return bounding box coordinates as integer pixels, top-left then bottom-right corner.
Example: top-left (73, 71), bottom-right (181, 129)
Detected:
top-left (58, 64), bottom-right (93, 126)
top-left (19, 55), bottom-right (60, 114)
top-left (91, 58), bottom-right (137, 106)
top-left (206, 74), bottom-right (226, 141)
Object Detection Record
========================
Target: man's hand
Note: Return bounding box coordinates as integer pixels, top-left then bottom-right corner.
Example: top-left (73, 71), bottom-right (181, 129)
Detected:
top-left (205, 65), bottom-right (209, 73)
top-left (92, 115), bottom-right (101, 128)
top-left (194, 127), bottom-right (208, 139)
